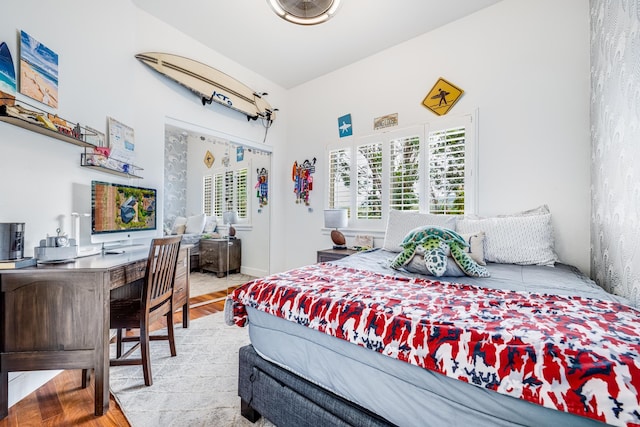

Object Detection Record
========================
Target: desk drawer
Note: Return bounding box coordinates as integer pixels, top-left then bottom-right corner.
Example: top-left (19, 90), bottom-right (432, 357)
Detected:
top-left (110, 259), bottom-right (147, 290)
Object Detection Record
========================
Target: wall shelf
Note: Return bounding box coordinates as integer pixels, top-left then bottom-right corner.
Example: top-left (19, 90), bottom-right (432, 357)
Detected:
top-left (0, 113), bottom-right (96, 148)
top-left (80, 153), bottom-right (143, 179)
top-left (0, 101), bottom-right (144, 179)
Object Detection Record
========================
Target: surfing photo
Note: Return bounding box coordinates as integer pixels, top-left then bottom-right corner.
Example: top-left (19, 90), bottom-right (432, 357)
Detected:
top-left (19, 30), bottom-right (58, 108)
top-left (0, 42), bottom-right (17, 106)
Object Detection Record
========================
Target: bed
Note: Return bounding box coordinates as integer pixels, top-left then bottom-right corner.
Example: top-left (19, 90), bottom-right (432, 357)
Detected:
top-left (225, 208), bottom-right (640, 427)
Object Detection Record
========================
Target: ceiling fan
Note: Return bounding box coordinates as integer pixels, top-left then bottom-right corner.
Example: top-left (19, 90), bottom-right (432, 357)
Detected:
top-left (267, 0), bottom-right (342, 25)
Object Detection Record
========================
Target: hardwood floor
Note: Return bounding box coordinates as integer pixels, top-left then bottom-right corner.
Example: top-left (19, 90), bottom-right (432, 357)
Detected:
top-left (0, 289), bottom-right (232, 427)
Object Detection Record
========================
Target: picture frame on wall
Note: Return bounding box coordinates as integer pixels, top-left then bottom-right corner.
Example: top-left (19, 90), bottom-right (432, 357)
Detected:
top-left (19, 30), bottom-right (59, 108)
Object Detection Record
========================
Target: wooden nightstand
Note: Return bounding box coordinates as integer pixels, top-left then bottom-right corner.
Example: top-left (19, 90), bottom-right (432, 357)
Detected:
top-left (317, 248), bottom-right (358, 263)
top-left (199, 238), bottom-right (241, 277)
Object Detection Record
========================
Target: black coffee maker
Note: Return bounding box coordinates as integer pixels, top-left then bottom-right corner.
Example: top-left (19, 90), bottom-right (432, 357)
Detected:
top-left (0, 223), bottom-right (25, 260)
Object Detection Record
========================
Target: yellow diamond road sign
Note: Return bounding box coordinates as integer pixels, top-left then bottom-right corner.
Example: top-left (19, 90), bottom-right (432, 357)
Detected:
top-left (422, 78), bottom-right (464, 116)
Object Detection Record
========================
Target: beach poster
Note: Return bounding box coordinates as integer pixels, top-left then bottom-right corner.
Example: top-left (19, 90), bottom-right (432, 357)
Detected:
top-left (19, 30), bottom-right (58, 108)
top-left (0, 42), bottom-right (16, 106)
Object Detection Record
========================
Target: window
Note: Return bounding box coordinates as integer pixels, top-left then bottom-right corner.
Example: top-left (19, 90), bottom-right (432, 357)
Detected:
top-left (206, 167), bottom-right (249, 222)
top-left (326, 114), bottom-right (476, 229)
top-left (357, 142), bottom-right (383, 219)
top-left (327, 148), bottom-right (351, 212)
top-left (389, 134), bottom-right (421, 212)
top-left (203, 175), bottom-right (213, 216)
top-left (428, 126), bottom-right (465, 214)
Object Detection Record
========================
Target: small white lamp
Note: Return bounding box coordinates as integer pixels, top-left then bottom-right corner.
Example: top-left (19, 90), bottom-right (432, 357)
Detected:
top-left (223, 211), bottom-right (238, 238)
top-left (324, 209), bottom-right (348, 249)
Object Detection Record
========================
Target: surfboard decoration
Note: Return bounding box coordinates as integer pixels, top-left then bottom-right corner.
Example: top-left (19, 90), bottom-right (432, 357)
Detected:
top-left (0, 42), bottom-right (17, 106)
top-left (135, 52), bottom-right (276, 123)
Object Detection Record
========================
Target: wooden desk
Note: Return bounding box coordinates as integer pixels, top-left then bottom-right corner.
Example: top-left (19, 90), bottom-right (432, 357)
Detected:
top-left (0, 245), bottom-right (190, 419)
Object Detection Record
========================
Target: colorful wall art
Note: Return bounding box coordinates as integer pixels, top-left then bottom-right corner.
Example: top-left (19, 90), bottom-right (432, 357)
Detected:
top-left (292, 158), bottom-right (316, 206)
top-left (19, 31), bottom-right (58, 108)
top-left (0, 42), bottom-right (16, 106)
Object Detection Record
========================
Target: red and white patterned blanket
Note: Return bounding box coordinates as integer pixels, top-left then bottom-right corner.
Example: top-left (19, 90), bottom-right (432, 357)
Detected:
top-left (226, 263), bottom-right (640, 426)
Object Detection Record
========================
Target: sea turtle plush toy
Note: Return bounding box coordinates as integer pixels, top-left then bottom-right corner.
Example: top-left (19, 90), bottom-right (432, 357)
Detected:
top-left (390, 226), bottom-right (490, 278)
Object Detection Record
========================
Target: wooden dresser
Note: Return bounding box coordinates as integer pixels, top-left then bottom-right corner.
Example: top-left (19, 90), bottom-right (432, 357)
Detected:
top-left (199, 238), bottom-right (241, 277)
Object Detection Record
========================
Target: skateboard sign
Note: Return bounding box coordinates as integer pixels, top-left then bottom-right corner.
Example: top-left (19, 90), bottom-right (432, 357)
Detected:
top-left (422, 77), bottom-right (464, 116)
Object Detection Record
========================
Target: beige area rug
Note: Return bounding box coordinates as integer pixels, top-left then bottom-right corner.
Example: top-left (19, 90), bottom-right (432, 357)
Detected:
top-left (109, 312), bottom-right (274, 426)
top-left (189, 272), bottom-right (257, 298)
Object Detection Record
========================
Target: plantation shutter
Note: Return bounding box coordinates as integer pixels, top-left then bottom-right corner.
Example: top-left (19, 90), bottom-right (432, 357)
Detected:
top-left (428, 126), bottom-right (466, 214)
top-left (328, 148), bottom-right (351, 212)
top-left (235, 168), bottom-right (248, 219)
top-left (389, 134), bottom-right (421, 211)
top-left (213, 173), bottom-right (224, 219)
top-left (356, 142), bottom-right (383, 219)
top-left (203, 175), bottom-right (213, 216)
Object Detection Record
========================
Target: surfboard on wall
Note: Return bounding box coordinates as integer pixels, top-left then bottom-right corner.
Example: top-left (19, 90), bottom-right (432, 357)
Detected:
top-left (0, 42), bottom-right (17, 106)
top-left (135, 52), bottom-right (275, 123)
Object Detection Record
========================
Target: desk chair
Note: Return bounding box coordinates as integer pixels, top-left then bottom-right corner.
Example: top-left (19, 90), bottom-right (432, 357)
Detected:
top-left (83, 236), bottom-right (182, 387)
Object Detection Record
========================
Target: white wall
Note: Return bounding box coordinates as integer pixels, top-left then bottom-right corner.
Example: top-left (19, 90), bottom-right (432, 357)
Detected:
top-left (1, 0), bottom-right (287, 407)
top-left (283, 0), bottom-right (592, 273)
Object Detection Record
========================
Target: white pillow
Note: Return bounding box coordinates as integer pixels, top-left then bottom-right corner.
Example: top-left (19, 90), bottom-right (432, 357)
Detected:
top-left (203, 216), bottom-right (217, 233)
top-left (185, 213), bottom-right (206, 234)
top-left (383, 210), bottom-right (457, 253)
top-left (171, 216), bottom-right (187, 235)
top-left (456, 212), bottom-right (557, 266)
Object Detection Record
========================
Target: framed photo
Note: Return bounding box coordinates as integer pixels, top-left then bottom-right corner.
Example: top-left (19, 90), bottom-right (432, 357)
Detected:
top-left (19, 31), bottom-right (58, 108)
top-left (107, 117), bottom-right (135, 162)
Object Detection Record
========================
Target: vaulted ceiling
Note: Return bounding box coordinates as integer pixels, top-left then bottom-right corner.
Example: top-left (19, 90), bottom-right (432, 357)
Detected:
top-left (133, 0), bottom-right (502, 89)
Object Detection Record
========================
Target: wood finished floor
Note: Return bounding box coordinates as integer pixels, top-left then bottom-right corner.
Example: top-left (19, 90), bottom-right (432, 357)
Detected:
top-left (0, 288), bottom-right (234, 427)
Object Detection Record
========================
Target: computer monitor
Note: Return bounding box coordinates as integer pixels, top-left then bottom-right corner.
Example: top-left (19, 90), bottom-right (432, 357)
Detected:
top-left (90, 180), bottom-right (158, 247)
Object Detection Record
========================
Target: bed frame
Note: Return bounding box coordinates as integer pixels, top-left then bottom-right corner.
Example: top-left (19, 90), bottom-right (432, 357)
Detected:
top-left (238, 345), bottom-right (395, 427)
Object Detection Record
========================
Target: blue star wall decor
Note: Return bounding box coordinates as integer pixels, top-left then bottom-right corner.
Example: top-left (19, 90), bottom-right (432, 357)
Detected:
top-left (338, 113), bottom-right (352, 138)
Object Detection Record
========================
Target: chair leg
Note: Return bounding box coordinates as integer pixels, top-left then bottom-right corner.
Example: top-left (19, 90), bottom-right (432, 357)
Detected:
top-left (140, 320), bottom-right (152, 386)
top-left (167, 312), bottom-right (177, 357)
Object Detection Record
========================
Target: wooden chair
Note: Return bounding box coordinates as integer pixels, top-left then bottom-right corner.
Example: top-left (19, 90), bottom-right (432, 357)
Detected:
top-left (83, 236), bottom-right (182, 387)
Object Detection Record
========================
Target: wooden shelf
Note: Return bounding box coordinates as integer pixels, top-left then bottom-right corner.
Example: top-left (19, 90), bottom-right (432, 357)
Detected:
top-left (0, 114), bottom-right (97, 148)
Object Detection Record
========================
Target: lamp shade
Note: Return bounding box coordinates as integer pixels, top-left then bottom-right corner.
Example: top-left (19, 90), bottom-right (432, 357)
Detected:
top-left (324, 209), bottom-right (348, 229)
top-left (223, 211), bottom-right (238, 225)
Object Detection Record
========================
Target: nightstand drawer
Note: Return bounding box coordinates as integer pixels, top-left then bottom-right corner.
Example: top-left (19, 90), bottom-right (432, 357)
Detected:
top-left (317, 248), bottom-right (358, 263)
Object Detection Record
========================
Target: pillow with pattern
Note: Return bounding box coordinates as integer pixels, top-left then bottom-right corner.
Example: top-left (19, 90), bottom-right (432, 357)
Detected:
top-left (456, 209), bottom-right (557, 266)
top-left (459, 231), bottom-right (486, 266)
